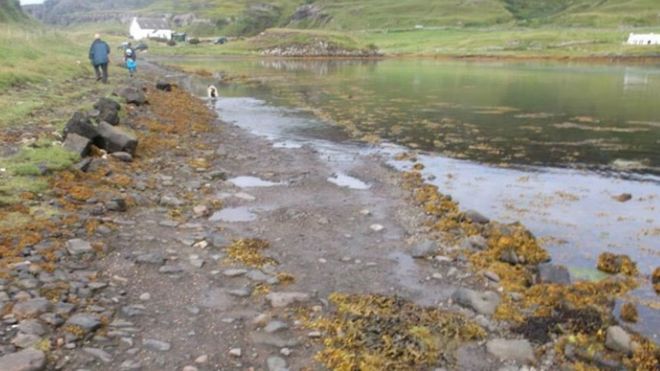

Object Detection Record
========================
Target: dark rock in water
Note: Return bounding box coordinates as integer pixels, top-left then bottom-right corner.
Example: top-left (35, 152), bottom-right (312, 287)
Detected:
top-left (63, 133), bottom-right (91, 157)
top-left (613, 193), bottom-right (632, 202)
top-left (97, 122), bottom-right (138, 155)
top-left (63, 112), bottom-right (100, 142)
top-left (464, 210), bottom-right (490, 224)
top-left (536, 263), bottom-right (571, 285)
top-left (156, 81), bottom-right (173, 92)
top-left (115, 86), bottom-right (147, 105)
top-left (0, 348), bottom-right (46, 371)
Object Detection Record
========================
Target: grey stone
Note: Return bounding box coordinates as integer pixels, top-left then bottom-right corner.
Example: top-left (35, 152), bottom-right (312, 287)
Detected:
top-left (66, 239), bottom-right (93, 255)
top-left (223, 269), bottom-right (248, 277)
top-left (121, 305), bottom-right (146, 317)
top-left (11, 333), bottom-right (40, 348)
top-left (143, 339), bottom-right (171, 352)
top-left (266, 292), bottom-right (310, 308)
top-left (63, 133), bottom-right (92, 157)
top-left (66, 313), bottom-right (101, 332)
top-left (484, 271), bottom-right (500, 282)
top-left (264, 321), bottom-right (288, 334)
top-left (199, 289), bottom-right (232, 310)
top-left (39, 313), bottom-right (63, 326)
top-left (135, 253), bottom-right (166, 265)
top-left (267, 356), bottom-right (288, 371)
top-left (0, 349), bottom-right (46, 371)
top-left (115, 86), bottom-right (147, 105)
top-left (247, 270), bottom-right (271, 282)
top-left (605, 326), bottom-right (636, 355)
top-left (111, 152), bottom-right (133, 162)
top-left (536, 264), bottom-right (571, 285)
top-left (250, 333), bottom-right (300, 348)
top-left (159, 264), bottom-right (184, 274)
top-left (465, 235), bottom-right (488, 251)
top-left (17, 320), bottom-right (46, 336)
top-left (63, 111), bottom-right (100, 142)
top-left (228, 288), bottom-right (251, 298)
top-left (464, 210), bottom-right (490, 224)
top-left (83, 347), bottom-right (113, 363)
top-left (97, 121), bottom-right (138, 155)
top-left (499, 248), bottom-right (520, 265)
top-left (159, 195), bottom-right (184, 207)
top-left (120, 360), bottom-right (143, 370)
top-left (12, 298), bottom-right (52, 318)
top-left (486, 338), bottom-right (536, 364)
top-left (452, 288), bottom-right (500, 316)
top-left (411, 240), bottom-right (437, 258)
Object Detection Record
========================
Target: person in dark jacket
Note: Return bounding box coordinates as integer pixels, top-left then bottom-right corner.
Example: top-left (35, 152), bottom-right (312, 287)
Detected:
top-left (89, 33), bottom-right (110, 83)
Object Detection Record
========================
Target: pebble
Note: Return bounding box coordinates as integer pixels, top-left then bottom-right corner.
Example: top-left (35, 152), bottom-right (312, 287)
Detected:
top-left (280, 348), bottom-right (292, 356)
top-left (318, 258), bottom-right (327, 264)
top-left (307, 331), bottom-right (322, 338)
top-left (369, 224), bottom-right (385, 232)
top-left (486, 338), bottom-right (535, 364)
top-left (228, 288), bottom-right (252, 298)
top-left (11, 333), bottom-right (40, 349)
top-left (139, 293), bottom-right (151, 301)
top-left (432, 273), bottom-right (443, 280)
top-left (66, 239), bottom-right (94, 255)
top-left (195, 355), bottom-right (209, 364)
top-left (12, 298), bottom-right (52, 319)
top-left (143, 339), bottom-right (171, 352)
top-left (452, 288), bottom-right (500, 316)
top-left (411, 240), bottom-right (437, 258)
top-left (266, 292), bottom-right (310, 308)
top-left (65, 313), bottom-right (102, 333)
top-left (120, 360), bottom-right (142, 370)
top-left (484, 271), bottom-right (501, 282)
top-left (159, 264), bottom-right (184, 274)
top-left (264, 321), bottom-right (288, 333)
top-left (182, 367), bottom-right (198, 371)
top-left (83, 347), bottom-right (113, 363)
top-left (605, 326), bottom-right (637, 355)
top-left (267, 356), bottom-right (288, 371)
top-left (229, 348), bottom-right (242, 357)
top-left (359, 209), bottom-right (371, 216)
top-left (223, 269), bottom-right (248, 277)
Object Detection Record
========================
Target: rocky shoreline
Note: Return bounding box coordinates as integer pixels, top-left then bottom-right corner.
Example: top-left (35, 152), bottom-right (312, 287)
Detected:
top-left (0, 64), bottom-right (657, 370)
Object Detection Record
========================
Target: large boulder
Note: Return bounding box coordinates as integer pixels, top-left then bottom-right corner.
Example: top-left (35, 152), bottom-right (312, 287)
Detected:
top-left (62, 133), bottom-right (91, 157)
top-left (93, 98), bottom-right (121, 126)
top-left (115, 86), bottom-right (147, 105)
top-left (97, 122), bottom-right (138, 155)
top-left (63, 112), bottom-right (100, 142)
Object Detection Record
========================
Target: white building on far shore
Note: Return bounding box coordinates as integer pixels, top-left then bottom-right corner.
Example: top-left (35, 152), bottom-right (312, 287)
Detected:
top-left (626, 33), bottom-right (660, 45)
top-left (129, 17), bottom-right (172, 40)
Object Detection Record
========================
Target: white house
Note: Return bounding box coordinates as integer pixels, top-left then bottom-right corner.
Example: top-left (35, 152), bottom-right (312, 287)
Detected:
top-left (130, 17), bottom-right (173, 40)
top-left (626, 33), bottom-right (660, 45)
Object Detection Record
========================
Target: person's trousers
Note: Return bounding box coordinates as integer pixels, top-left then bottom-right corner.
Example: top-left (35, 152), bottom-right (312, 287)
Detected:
top-left (94, 63), bottom-right (108, 83)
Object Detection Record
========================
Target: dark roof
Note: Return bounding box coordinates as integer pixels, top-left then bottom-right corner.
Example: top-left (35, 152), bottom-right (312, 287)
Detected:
top-left (137, 18), bottom-right (170, 30)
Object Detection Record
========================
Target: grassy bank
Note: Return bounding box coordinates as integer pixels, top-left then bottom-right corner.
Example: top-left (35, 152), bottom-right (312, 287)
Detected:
top-left (147, 26), bottom-right (660, 59)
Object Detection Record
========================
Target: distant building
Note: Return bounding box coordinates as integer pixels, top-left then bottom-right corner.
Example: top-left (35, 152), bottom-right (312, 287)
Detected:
top-left (130, 17), bottom-right (172, 40)
top-left (626, 33), bottom-right (660, 45)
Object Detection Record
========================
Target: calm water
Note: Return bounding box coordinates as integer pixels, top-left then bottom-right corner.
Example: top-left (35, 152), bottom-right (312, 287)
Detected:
top-left (182, 58), bottom-right (660, 175)
top-left (169, 58), bottom-right (659, 338)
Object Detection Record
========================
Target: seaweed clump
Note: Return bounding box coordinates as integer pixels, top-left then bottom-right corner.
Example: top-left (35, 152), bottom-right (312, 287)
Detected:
top-left (596, 253), bottom-right (638, 276)
top-left (653, 267), bottom-right (660, 294)
top-left (512, 306), bottom-right (603, 344)
top-left (620, 302), bottom-right (638, 323)
top-left (306, 293), bottom-right (485, 370)
top-left (226, 239), bottom-right (277, 268)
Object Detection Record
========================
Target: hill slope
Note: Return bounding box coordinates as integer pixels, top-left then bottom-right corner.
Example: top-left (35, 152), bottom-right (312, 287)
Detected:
top-left (0, 0), bottom-right (27, 22)
top-left (25, 0), bottom-right (660, 33)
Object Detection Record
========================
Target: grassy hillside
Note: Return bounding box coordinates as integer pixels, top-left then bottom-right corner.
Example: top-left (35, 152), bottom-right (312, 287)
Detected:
top-left (0, 0), bottom-right (26, 22)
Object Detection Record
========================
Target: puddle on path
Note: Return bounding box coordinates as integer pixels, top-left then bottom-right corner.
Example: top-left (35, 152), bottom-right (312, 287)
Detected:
top-left (327, 172), bottom-right (371, 190)
top-left (228, 176), bottom-right (283, 188)
top-left (209, 207), bottom-right (257, 223)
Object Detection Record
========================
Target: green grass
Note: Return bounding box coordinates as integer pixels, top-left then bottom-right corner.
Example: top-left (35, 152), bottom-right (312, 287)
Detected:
top-left (0, 143), bottom-right (79, 205)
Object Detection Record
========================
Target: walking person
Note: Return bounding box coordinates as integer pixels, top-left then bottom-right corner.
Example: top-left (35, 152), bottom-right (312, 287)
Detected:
top-left (89, 33), bottom-right (110, 83)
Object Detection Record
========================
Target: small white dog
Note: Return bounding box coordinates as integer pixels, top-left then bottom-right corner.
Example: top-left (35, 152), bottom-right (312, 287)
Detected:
top-left (207, 85), bottom-right (218, 99)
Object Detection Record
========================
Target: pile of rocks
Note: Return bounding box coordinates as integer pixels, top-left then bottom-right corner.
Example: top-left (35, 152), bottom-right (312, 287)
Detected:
top-left (62, 86), bottom-right (146, 163)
